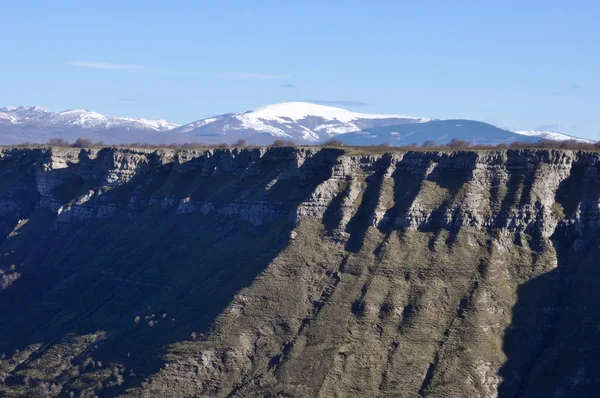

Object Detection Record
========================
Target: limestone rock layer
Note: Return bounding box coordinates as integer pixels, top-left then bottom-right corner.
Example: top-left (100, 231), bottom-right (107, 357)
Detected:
top-left (0, 147), bottom-right (599, 397)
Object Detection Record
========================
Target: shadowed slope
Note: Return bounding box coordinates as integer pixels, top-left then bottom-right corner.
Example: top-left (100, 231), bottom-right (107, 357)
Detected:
top-left (0, 148), bottom-right (599, 397)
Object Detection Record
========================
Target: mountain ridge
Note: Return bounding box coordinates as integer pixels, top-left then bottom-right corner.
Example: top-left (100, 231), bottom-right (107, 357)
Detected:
top-left (170, 102), bottom-right (431, 144)
top-left (0, 105), bottom-right (178, 131)
top-left (0, 102), bottom-right (592, 146)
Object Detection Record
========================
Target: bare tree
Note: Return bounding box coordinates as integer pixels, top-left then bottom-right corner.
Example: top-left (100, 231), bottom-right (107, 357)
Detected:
top-left (232, 139), bottom-right (247, 148)
top-left (422, 140), bottom-right (437, 148)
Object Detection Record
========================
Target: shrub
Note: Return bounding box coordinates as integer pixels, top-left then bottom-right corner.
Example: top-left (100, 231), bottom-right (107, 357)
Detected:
top-left (560, 139), bottom-right (581, 149)
top-left (509, 141), bottom-right (529, 149)
top-left (447, 138), bottom-right (471, 148)
top-left (323, 139), bottom-right (344, 146)
top-left (552, 202), bottom-right (565, 218)
top-left (71, 137), bottom-right (94, 148)
top-left (272, 139), bottom-right (295, 147)
top-left (47, 138), bottom-right (71, 147)
top-left (181, 142), bottom-right (206, 149)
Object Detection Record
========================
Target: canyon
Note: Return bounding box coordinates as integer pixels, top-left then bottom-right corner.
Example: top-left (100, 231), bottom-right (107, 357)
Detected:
top-left (0, 146), bottom-right (599, 397)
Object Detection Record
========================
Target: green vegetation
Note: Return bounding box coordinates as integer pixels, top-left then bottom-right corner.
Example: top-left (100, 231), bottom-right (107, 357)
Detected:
top-left (0, 147), bottom-right (598, 396)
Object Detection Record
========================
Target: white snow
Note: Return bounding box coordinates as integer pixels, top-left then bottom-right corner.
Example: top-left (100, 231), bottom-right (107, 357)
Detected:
top-left (0, 113), bottom-right (18, 124)
top-left (201, 117), bottom-right (217, 125)
top-left (298, 125), bottom-right (322, 141)
top-left (246, 102), bottom-right (425, 123)
top-left (232, 113), bottom-right (294, 137)
top-left (175, 117), bottom-right (220, 133)
top-left (514, 130), bottom-right (593, 143)
top-left (313, 123), bottom-right (362, 135)
top-left (0, 105), bottom-right (49, 113)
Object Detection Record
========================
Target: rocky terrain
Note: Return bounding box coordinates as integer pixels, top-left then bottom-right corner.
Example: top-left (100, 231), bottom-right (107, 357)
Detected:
top-left (0, 146), bottom-right (599, 397)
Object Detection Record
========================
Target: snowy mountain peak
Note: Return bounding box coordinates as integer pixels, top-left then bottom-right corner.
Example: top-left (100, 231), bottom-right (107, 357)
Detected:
top-left (0, 106), bottom-right (179, 132)
top-left (173, 102), bottom-right (431, 143)
top-left (0, 105), bottom-right (50, 113)
top-left (0, 102), bottom-right (593, 146)
top-left (245, 102), bottom-right (428, 123)
top-left (513, 130), bottom-right (593, 143)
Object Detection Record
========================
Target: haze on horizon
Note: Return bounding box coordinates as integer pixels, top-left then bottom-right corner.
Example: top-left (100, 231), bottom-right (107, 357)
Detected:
top-left (1, 0), bottom-right (598, 140)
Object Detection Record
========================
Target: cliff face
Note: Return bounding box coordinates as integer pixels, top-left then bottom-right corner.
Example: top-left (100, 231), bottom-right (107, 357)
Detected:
top-left (0, 147), bottom-right (599, 397)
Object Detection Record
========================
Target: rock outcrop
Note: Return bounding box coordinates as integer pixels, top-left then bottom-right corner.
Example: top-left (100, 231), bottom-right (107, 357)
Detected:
top-left (0, 147), bottom-right (599, 397)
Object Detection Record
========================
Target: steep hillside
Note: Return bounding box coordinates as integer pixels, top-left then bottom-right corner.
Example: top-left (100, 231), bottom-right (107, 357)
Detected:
top-left (0, 147), bottom-right (599, 397)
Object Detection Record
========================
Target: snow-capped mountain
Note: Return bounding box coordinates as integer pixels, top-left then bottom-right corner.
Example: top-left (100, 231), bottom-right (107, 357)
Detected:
top-left (0, 102), bottom-right (593, 146)
top-left (336, 120), bottom-right (593, 146)
top-left (0, 106), bottom-right (178, 131)
top-left (172, 102), bottom-right (431, 144)
top-left (0, 106), bottom-right (179, 145)
top-left (513, 130), bottom-right (590, 142)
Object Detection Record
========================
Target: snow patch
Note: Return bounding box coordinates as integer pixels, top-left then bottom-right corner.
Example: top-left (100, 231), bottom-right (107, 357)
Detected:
top-left (247, 102), bottom-right (425, 123)
top-left (514, 130), bottom-right (593, 143)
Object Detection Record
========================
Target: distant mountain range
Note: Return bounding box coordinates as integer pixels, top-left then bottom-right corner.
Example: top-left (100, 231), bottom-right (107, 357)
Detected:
top-left (0, 102), bottom-right (592, 145)
top-left (0, 106), bottom-right (178, 144)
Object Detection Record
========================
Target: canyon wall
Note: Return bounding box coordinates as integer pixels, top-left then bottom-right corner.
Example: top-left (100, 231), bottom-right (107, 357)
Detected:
top-left (0, 147), bottom-right (599, 397)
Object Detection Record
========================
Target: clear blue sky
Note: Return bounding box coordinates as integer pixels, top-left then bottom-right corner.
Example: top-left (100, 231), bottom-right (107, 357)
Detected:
top-left (1, 0), bottom-right (598, 138)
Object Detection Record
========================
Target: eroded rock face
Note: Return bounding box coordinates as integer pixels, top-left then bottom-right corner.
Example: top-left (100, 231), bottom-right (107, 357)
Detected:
top-left (0, 147), bottom-right (599, 397)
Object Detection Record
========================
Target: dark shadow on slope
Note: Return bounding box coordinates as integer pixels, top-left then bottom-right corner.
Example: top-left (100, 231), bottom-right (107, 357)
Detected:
top-left (0, 148), bottom-right (343, 397)
top-left (322, 182), bottom-right (351, 231)
top-left (493, 152), bottom-right (540, 230)
top-left (0, 150), bottom-right (44, 245)
top-left (379, 152), bottom-right (435, 233)
top-left (499, 159), bottom-right (600, 396)
top-left (345, 155), bottom-right (391, 253)
top-left (419, 153), bottom-right (477, 249)
top-left (554, 156), bottom-right (600, 219)
top-left (498, 231), bottom-right (600, 397)
top-left (497, 264), bottom-right (561, 397)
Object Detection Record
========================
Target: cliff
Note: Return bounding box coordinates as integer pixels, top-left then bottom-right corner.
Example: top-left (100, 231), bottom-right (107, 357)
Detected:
top-left (0, 147), bottom-right (599, 397)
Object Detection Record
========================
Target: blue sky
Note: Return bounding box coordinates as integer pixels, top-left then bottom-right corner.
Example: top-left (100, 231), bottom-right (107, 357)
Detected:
top-left (1, 0), bottom-right (598, 139)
